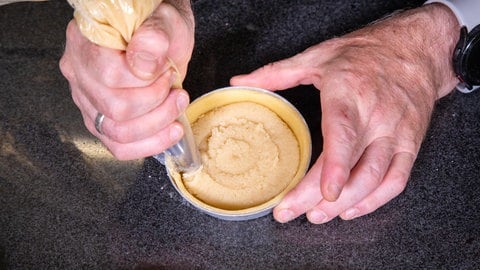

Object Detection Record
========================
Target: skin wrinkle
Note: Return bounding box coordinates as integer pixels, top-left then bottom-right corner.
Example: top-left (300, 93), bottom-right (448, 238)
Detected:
top-left (355, 138), bottom-right (394, 192)
top-left (322, 96), bottom-right (360, 143)
top-left (98, 51), bottom-right (131, 88)
top-left (117, 73), bottom-right (171, 115)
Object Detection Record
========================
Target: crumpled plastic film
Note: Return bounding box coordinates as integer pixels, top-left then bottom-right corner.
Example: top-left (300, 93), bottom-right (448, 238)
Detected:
top-left (68, 0), bottom-right (162, 51)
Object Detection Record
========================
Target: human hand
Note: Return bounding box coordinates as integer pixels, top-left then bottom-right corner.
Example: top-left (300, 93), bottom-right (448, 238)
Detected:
top-left (231, 4), bottom-right (460, 223)
top-left (59, 1), bottom-right (195, 160)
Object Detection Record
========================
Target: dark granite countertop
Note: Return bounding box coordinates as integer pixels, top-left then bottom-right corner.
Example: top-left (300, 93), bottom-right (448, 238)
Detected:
top-left (1, 0), bottom-right (479, 269)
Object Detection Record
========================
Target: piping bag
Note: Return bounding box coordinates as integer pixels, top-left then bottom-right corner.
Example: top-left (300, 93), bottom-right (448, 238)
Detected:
top-left (67, 0), bottom-right (202, 174)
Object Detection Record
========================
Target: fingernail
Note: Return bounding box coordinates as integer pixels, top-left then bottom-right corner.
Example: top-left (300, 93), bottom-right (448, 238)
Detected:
top-left (309, 210), bottom-right (328, 224)
top-left (327, 183), bottom-right (342, 200)
top-left (176, 93), bottom-right (189, 113)
top-left (344, 208), bottom-right (359, 220)
top-left (277, 209), bottom-right (295, 223)
top-left (132, 51), bottom-right (158, 78)
top-left (170, 124), bottom-right (183, 141)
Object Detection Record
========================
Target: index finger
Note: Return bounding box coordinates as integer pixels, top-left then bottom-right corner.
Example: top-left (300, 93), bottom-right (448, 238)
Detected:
top-left (81, 69), bottom-right (176, 122)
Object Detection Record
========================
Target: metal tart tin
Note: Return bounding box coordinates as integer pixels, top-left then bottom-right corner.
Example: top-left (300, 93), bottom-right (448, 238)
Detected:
top-left (166, 86), bottom-right (312, 221)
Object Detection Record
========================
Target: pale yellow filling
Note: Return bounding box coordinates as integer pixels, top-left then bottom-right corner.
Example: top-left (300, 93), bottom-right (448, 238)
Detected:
top-left (183, 102), bottom-right (300, 210)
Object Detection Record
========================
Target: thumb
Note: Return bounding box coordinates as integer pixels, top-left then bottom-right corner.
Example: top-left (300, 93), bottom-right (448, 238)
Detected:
top-left (126, 16), bottom-right (171, 81)
top-left (230, 56), bottom-right (316, 91)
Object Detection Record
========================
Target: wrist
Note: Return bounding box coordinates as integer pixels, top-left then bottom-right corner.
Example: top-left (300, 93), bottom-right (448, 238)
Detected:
top-left (365, 3), bottom-right (461, 99)
top-left (418, 3), bottom-right (461, 97)
top-left (335, 3), bottom-right (460, 100)
top-left (341, 4), bottom-right (460, 99)
top-left (426, 0), bottom-right (480, 92)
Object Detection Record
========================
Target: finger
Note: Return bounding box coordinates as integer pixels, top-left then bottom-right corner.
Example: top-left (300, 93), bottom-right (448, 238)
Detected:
top-left (101, 89), bottom-right (189, 144)
top-left (71, 83), bottom-right (107, 138)
top-left (320, 94), bottom-right (366, 202)
top-left (104, 121), bottom-right (185, 160)
top-left (273, 155), bottom-right (324, 223)
top-left (78, 69), bottom-right (175, 122)
top-left (78, 87), bottom-right (186, 160)
top-left (230, 49), bottom-right (324, 91)
top-left (340, 152), bottom-right (414, 220)
top-left (76, 80), bottom-right (188, 144)
top-left (305, 137), bottom-right (395, 224)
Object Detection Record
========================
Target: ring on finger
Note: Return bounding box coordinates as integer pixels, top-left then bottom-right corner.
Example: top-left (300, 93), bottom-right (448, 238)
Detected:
top-left (95, 112), bottom-right (105, 135)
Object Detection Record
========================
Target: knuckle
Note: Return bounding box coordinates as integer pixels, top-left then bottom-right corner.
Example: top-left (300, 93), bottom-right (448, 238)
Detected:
top-left (105, 122), bottom-right (131, 144)
top-left (336, 122), bottom-right (359, 146)
top-left (334, 67), bottom-right (379, 99)
top-left (70, 89), bottom-right (82, 108)
top-left (399, 132), bottom-right (423, 154)
top-left (392, 177), bottom-right (408, 196)
top-left (98, 62), bottom-right (123, 88)
top-left (365, 163), bottom-right (384, 185)
top-left (337, 69), bottom-right (361, 85)
top-left (58, 56), bottom-right (73, 80)
top-left (388, 173), bottom-right (409, 196)
top-left (65, 20), bottom-right (77, 40)
top-left (102, 98), bottom-right (130, 121)
top-left (355, 200), bottom-right (376, 217)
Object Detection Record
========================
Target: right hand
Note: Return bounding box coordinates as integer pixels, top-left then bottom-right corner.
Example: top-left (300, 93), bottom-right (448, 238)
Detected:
top-left (59, 1), bottom-right (195, 160)
top-left (231, 3), bottom-right (459, 224)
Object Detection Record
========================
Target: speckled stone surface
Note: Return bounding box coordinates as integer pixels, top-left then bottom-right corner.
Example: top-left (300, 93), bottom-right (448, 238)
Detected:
top-left (1, 0), bottom-right (480, 269)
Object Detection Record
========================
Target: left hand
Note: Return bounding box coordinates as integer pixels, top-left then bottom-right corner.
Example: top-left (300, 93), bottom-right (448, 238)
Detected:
top-left (231, 4), bottom-right (460, 224)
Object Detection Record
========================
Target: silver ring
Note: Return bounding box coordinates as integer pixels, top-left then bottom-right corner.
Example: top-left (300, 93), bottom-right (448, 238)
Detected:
top-left (94, 113), bottom-right (105, 135)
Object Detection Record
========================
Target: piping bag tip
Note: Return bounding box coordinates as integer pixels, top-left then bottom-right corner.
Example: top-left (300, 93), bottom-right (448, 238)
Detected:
top-left (153, 113), bottom-right (202, 175)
